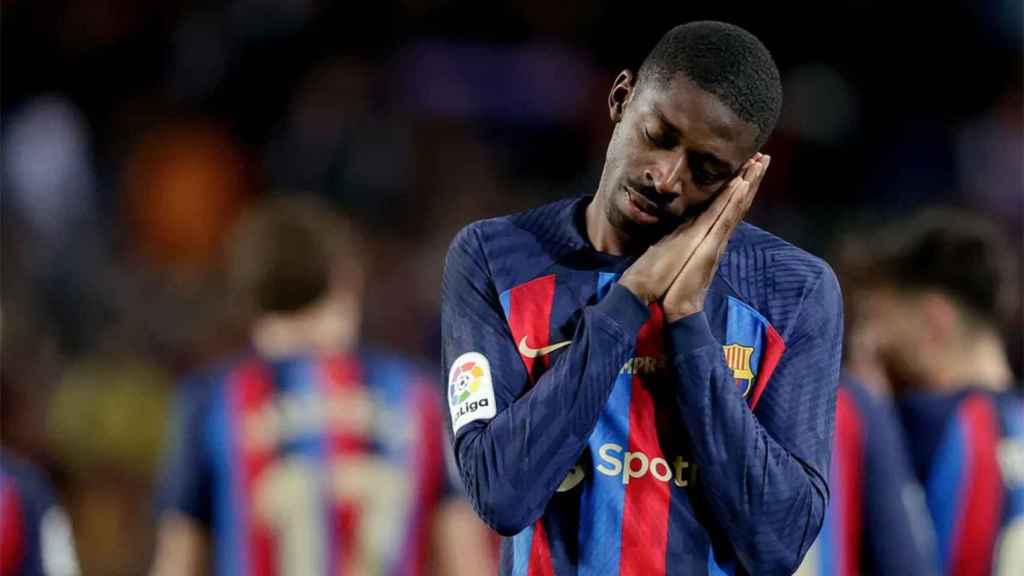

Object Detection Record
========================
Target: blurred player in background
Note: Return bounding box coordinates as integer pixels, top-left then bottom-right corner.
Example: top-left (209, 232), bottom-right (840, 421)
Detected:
top-left (442, 22), bottom-right (842, 575)
top-left (151, 196), bottom-right (493, 576)
top-left (795, 241), bottom-right (940, 576)
top-left (795, 372), bottom-right (938, 576)
top-left (0, 450), bottom-right (80, 576)
top-left (852, 209), bottom-right (1023, 576)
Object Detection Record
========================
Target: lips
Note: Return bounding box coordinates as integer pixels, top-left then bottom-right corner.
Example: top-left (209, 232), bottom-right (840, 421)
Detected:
top-left (626, 186), bottom-right (662, 218)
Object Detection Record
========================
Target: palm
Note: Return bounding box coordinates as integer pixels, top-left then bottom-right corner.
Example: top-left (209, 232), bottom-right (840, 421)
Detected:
top-left (662, 154), bottom-right (768, 321)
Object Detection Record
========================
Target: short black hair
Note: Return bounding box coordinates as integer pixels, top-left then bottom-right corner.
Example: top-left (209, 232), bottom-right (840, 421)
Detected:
top-left (861, 209), bottom-right (1019, 330)
top-left (638, 21), bottom-right (783, 149)
top-left (227, 195), bottom-right (360, 315)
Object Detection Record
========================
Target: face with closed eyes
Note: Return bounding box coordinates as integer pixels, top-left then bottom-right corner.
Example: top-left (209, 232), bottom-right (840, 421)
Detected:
top-left (596, 71), bottom-right (761, 246)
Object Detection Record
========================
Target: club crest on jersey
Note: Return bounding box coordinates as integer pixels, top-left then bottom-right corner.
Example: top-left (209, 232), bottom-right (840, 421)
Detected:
top-left (448, 352), bottom-right (497, 433)
top-left (723, 343), bottom-right (756, 397)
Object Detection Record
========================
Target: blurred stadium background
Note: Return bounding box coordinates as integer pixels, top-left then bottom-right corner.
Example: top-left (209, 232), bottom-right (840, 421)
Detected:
top-left (2, 1), bottom-right (1021, 573)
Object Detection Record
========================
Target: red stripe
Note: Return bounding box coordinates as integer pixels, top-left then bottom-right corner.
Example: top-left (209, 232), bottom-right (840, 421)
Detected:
top-left (0, 478), bottom-right (25, 574)
top-left (506, 275), bottom-right (558, 384)
top-left (527, 520), bottom-right (555, 576)
top-left (834, 389), bottom-right (864, 576)
top-left (620, 304), bottom-right (670, 576)
top-left (750, 324), bottom-right (785, 410)
top-left (951, 395), bottom-right (1003, 576)
top-left (504, 275), bottom-right (558, 576)
top-left (232, 360), bottom-right (277, 576)
top-left (322, 356), bottom-right (367, 576)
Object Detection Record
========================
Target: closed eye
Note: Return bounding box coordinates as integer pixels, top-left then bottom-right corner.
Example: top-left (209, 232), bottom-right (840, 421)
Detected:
top-left (692, 165), bottom-right (726, 187)
top-left (643, 125), bottom-right (674, 150)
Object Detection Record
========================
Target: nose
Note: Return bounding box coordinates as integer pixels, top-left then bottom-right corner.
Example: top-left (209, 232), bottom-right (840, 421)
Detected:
top-left (644, 152), bottom-right (687, 198)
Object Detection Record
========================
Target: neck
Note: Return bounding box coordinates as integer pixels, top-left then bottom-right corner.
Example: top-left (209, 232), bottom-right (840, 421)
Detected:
top-left (932, 329), bottom-right (1012, 392)
top-left (585, 191), bottom-right (638, 256)
top-left (251, 297), bottom-right (358, 359)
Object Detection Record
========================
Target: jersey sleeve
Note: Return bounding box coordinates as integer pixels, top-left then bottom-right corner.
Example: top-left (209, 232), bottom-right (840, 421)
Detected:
top-left (860, 396), bottom-right (939, 575)
top-left (157, 376), bottom-right (215, 527)
top-left (440, 223), bottom-right (649, 535)
top-left (665, 266), bottom-right (843, 575)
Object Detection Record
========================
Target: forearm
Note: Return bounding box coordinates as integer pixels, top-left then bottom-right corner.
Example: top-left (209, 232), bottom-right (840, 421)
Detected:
top-left (454, 285), bottom-right (648, 535)
top-left (669, 313), bottom-right (828, 575)
top-left (150, 513), bottom-right (209, 576)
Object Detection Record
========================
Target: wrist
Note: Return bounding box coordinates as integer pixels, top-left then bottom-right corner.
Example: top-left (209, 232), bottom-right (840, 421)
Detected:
top-left (664, 304), bottom-right (703, 323)
top-left (666, 310), bottom-right (717, 355)
top-left (617, 278), bottom-right (652, 305)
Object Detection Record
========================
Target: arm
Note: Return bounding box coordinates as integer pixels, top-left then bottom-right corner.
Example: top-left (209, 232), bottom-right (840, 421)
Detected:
top-left (441, 224), bottom-right (649, 535)
top-left (150, 381), bottom-right (214, 576)
top-left (432, 498), bottom-right (497, 576)
top-left (667, 271), bottom-right (842, 575)
top-left (150, 513), bottom-right (209, 576)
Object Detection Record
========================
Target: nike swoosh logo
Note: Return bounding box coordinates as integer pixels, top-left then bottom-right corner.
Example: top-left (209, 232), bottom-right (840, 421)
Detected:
top-left (518, 337), bottom-right (572, 358)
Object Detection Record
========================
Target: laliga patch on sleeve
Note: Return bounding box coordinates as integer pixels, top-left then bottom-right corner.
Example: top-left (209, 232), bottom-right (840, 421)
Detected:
top-left (448, 352), bottom-right (497, 434)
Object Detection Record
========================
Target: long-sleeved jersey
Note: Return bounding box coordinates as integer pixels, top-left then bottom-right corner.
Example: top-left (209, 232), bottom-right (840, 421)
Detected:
top-left (159, 350), bottom-right (452, 576)
top-left (898, 388), bottom-right (1024, 576)
top-left (441, 196), bottom-right (843, 575)
top-left (796, 375), bottom-right (937, 576)
top-left (0, 450), bottom-right (79, 576)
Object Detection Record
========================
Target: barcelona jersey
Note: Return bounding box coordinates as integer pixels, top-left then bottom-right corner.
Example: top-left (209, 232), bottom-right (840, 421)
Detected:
top-left (796, 375), bottom-right (937, 576)
top-left (0, 450), bottom-right (78, 576)
top-left (159, 350), bottom-right (452, 576)
top-left (898, 388), bottom-right (1024, 576)
top-left (441, 196), bottom-right (844, 575)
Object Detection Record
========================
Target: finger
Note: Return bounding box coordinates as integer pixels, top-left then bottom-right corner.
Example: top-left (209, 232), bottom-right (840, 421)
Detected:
top-left (745, 154), bottom-right (770, 211)
top-left (741, 155), bottom-right (769, 212)
top-left (669, 158), bottom-right (752, 243)
top-left (652, 175), bottom-right (738, 255)
top-left (652, 155), bottom-right (758, 280)
top-left (701, 171), bottom-right (752, 248)
top-left (667, 180), bottom-right (747, 284)
top-left (667, 154), bottom-right (767, 288)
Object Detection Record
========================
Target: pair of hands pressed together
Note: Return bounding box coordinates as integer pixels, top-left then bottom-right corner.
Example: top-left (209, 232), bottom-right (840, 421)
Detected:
top-left (619, 153), bottom-right (770, 323)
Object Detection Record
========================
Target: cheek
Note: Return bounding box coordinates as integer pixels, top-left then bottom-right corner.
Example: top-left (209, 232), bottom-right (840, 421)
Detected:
top-left (864, 300), bottom-right (905, 348)
top-left (607, 122), bottom-right (647, 173)
top-left (604, 131), bottom-right (631, 175)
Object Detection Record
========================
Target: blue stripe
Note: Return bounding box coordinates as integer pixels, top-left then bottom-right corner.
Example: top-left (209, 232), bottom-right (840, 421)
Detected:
top-left (927, 416), bottom-right (967, 574)
top-left (211, 378), bottom-right (244, 576)
top-left (596, 272), bottom-right (618, 300)
top-left (1003, 399), bottom-right (1024, 518)
top-left (708, 546), bottom-right (734, 575)
top-left (724, 297), bottom-right (767, 398)
top-left (578, 271), bottom-right (631, 572)
top-left (500, 288), bottom-right (512, 320)
top-left (512, 525), bottom-right (535, 576)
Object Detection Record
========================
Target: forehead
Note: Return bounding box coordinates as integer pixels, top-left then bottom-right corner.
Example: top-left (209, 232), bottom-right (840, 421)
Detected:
top-left (637, 74), bottom-right (758, 157)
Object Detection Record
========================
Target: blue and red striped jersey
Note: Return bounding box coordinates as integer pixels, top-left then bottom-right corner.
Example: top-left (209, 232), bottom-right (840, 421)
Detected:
top-left (797, 375), bottom-right (938, 576)
top-left (159, 350), bottom-right (452, 576)
top-left (441, 197), bottom-right (844, 575)
top-left (898, 388), bottom-right (1024, 576)
top-left (0, 450), bottom-right (78, 576)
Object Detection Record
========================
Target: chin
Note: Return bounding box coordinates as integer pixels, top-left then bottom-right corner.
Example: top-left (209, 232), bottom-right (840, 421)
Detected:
top-left (613, 213), bottom-right (669, 246)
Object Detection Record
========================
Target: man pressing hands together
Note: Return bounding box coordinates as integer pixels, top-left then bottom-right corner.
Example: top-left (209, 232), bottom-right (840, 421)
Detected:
top-left (442, 21), bottom-right (842, 576)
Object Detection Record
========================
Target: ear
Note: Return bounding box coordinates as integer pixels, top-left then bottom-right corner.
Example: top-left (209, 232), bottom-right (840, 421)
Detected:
top-left (608, 70), bottom-right (636, 124)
